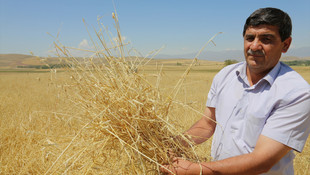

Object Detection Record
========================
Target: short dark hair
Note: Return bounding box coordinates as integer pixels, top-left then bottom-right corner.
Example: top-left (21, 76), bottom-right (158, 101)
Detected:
top-left (243, 7), bottom-right (292, 41)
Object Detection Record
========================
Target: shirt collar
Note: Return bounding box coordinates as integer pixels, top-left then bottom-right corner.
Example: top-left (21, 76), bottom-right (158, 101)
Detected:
top-left (236, 61), bottom-right (281, 86)
top-left (263, 61), bottom-right (281, 86)
top-left (235, 62), bottom-right (249, 86)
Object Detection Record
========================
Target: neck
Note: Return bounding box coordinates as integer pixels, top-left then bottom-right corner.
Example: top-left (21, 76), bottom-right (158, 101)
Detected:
top-left (246, 67), bottom-right (270, 86)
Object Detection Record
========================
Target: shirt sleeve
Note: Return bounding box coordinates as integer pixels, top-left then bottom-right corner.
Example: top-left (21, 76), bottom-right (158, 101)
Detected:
top-left (261, 87), bottom-right (310, 152)
top-left (206, 63), bottom-right (243, 108)
top-left (206, 73), bottom-right (218, 108)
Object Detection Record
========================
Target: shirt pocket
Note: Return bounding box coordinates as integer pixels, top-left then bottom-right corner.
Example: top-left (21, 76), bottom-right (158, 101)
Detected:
top-left (243, 114), bottom-right (266, 148)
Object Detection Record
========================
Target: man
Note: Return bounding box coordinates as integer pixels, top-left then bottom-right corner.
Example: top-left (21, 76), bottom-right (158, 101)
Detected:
top-left (160, 7), bottom-right (310, 175)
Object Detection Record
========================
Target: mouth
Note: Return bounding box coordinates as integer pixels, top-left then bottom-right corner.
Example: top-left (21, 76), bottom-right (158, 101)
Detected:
top-left (247, 50), bottom-right (265, 58)
top-left (248, 54), bottom-right (264, 58)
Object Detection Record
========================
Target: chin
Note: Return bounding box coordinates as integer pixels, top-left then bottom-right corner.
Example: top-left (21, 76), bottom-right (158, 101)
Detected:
top-left (247, 60), bottom-right (263, 70)
top-left (246, 58), bottom-right (258, 66)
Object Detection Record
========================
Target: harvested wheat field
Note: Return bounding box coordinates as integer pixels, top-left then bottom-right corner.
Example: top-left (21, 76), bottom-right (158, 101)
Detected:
top-left (1, 62), bottom-right (309, 174)
top-left (0, 56), bottom-right (219, 174)
top-left (1, 13), bottom-right (310, 175)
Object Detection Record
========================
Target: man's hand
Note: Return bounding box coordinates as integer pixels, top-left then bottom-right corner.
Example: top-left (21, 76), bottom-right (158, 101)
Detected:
top-left (160, 135), bottom-right (292, 175)
top-left (160, 157), bottom-right (202, 175)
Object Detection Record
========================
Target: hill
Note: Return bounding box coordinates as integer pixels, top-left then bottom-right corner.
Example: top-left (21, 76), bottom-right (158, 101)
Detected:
top-left (0, 53), bottom-right (309, 69)
top-left (0, 54), bottom-right (223, 69)
top-left (0, 54), bottom-right (55, 69)
top-left (0, 54), bottom-right (80, 69)
top-left (281, 56), bottom-right (310, 61)
top-left (0, 54), bottom-right (37, 68)
top-left (156, 46), bottom-right (310, 61)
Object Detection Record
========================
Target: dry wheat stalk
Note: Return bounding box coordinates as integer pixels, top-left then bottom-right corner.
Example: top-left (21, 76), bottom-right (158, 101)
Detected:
top-left (46, 11), bottom-right (217, 174)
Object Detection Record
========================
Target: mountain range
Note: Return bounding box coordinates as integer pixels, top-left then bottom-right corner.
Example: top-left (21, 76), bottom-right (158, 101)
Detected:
top-left (156, 46), bottom-right (310, 61)
top-left (0, 46), bottom-right (309, 68)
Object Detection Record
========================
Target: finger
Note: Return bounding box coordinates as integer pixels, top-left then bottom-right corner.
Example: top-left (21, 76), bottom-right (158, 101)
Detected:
top-left (168, 149), bottom-right (177, 159)
top-left (160, 165), bottom-right (175, 175)
top-left (159, 165), bottom-right (167, 173)
top-left (172, 157), bottom-right (179, 163)
top-left (173, 156), bottom-right (185, 162)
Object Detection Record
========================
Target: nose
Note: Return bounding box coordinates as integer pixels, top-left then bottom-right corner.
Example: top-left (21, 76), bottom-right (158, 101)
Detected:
top-left (250, 38), bottom-right (262, 51)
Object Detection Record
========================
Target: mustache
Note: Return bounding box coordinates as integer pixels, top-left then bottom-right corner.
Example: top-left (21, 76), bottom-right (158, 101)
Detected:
top-left (247, 49), bottom-right (265, 56)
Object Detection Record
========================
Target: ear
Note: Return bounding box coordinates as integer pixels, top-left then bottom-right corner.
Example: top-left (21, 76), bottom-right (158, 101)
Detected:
top-left (282, 37), bottom-right (292, 53)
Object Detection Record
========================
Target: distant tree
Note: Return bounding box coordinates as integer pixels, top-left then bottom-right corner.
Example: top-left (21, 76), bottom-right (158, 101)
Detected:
top-left (224, 59), bottom-right (239, 66)
top-left (16, 63), bottom-right (72, 69)
top-left (283, 60), bottom-right (310, 66)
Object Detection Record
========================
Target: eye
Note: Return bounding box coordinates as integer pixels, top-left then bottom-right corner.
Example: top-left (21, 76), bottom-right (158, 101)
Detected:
top-left (261, 37), bottom-right (272, 44)
top-left (245, 36), bottom-right (254, 42)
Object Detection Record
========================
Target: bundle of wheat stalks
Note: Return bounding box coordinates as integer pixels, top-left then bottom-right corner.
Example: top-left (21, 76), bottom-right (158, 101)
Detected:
top-left (47, 12), bottom-right (216, 174)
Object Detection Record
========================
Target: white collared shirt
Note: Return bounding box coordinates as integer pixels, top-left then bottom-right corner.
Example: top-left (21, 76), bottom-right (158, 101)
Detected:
top-left (207, 61), bottom-right (310, 174)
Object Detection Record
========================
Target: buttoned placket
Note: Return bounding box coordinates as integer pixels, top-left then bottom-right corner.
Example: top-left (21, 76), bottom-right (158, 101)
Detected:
top-left (213, 72), bottom-right (258, 160)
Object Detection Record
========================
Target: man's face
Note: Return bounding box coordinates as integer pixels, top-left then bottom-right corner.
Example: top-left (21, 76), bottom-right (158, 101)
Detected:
top-left (243, 24), bottom-right (291, 75)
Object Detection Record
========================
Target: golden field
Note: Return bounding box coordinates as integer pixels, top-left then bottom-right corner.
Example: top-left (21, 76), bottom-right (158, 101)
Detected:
top-left (0, 60), bottom-right (309, 174)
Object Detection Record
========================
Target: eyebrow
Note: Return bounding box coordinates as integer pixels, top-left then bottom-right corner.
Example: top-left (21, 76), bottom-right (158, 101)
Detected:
top-left (260, 34), bottom-right (276, 38)
top-left (245, 34), bottom-right (276, 38)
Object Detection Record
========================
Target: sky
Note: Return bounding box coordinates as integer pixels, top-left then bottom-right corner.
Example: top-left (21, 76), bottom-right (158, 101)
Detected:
top-left (0, 0), bottom-right (309, 58)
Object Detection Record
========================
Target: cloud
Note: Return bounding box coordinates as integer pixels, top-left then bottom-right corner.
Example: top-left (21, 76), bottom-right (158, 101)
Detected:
top-left (62, 39), bottom-right (97, 57)
top-left (78, 39), bottom-right (91, 49)
top-left (112, 36), bottom-right (127, 43)
top-left (45, 39), bottom-right (93, 57)
top-left (46, 37), bottom-right (133, 58)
